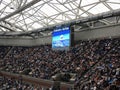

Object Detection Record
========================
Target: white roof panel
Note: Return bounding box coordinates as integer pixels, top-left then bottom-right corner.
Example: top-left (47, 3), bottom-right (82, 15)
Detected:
top-left (87, 3), bottom-right (110, 14)
top-left (40, 4), bottom-right (58, 16)
top-left (107, 3), bottom-right (120, 10)
top-left (0, 0), bottom-right (120, 32)
top-left (81, 0), bottom-right (99, 6)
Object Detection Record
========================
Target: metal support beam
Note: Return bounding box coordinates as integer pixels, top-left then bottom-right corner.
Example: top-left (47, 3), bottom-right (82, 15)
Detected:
top-left (0, 24), bottom-right (15, 31)
top-left (3, 20), bottom-right (26, 31)
top-left (1, 9), bottom-right (120, 36)
top-left (0, 0), bottom-right (42, 21)
top-left (30, 9), bottom-right (120, 33)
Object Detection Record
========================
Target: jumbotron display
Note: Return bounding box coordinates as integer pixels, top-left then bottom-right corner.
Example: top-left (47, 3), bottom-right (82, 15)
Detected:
top-left (52, 26), bottom-right (70, 50)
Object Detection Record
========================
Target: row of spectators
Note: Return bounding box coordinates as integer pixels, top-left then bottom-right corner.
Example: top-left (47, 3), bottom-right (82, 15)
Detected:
top-left (0, 38), bottom-right (120, 90)
top-left (0, 77), bottom-right (45, 90)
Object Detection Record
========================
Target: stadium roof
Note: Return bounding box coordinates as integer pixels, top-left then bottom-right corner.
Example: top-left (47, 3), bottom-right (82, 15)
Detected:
top-left (0, 0), bottom-right (120, 36)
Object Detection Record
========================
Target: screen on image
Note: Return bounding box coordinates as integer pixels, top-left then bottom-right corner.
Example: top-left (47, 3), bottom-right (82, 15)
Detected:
top-left (52, 27), bottom-right (70, 49)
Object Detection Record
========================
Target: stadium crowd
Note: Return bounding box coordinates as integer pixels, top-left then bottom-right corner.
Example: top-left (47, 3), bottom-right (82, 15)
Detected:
top-left (0, 76), bottom-right (44, 90)
top-left (0, 46), bottom-right (11, 59)
top-left (0, 38), bottom-right (120, 90)
top-left (76, 39), bottom-right (120, 90)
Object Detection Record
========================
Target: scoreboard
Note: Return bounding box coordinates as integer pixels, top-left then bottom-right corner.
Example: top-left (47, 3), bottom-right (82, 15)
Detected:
top-left (52, 26), bottom-right (71, 50)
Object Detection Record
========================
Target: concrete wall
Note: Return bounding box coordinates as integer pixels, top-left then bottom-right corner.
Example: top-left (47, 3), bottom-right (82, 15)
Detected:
top-left (75, 24), bottom-right (120, 40)
top-left (0, 24), bottom-right (120, 46)
top-left (0, 36), bottom-right (51, 46)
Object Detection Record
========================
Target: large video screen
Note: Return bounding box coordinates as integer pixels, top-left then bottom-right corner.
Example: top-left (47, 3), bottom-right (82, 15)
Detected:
top-left (52, 26), bottom-right (70, 50)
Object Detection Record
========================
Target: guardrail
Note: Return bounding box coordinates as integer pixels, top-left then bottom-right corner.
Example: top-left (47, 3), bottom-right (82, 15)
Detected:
top-left (0, 71), bottom-right (74, 90)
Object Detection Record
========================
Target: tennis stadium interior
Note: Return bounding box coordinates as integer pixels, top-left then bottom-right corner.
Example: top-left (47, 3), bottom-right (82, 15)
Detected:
top-left (0, 0), bottom-right (120, 90)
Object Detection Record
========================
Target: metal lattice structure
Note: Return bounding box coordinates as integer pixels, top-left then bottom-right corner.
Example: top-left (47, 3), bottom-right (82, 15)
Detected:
top-left (0, 0), bottom-right (120, 37)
